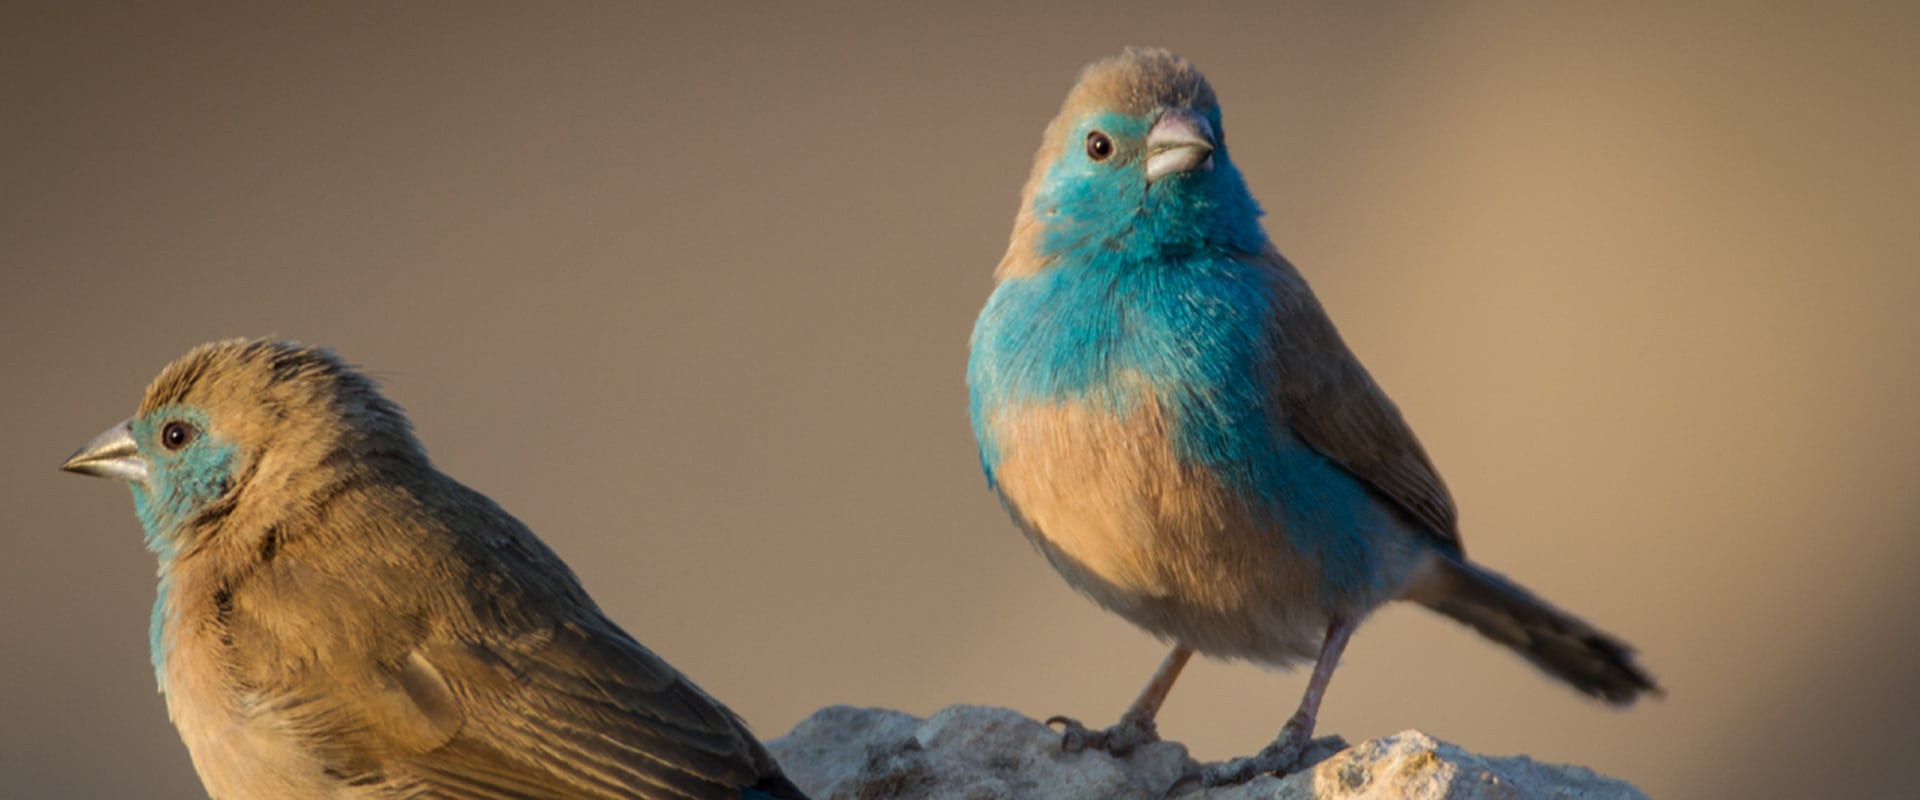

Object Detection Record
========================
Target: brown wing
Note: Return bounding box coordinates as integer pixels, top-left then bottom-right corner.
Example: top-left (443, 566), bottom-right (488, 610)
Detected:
top-left (379, 618), bottom-right (802, 800)
top-left (1259, 246), bottom-right (1463, 551)
top-left (294, 480), bottom-right (805, 800)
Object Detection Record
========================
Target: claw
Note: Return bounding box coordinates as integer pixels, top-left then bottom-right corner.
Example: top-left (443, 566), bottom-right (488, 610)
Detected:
top-left (1165, 733), bottom-right (1352, 792)
top-left (1046, 715), bottom-right (1100, 753)
top-left (1041, 713), bottom-right (1160, 755)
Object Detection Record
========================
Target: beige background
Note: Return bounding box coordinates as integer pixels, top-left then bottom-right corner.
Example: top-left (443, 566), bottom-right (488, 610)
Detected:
top-left (5, 3), bottom-right (1917, 798)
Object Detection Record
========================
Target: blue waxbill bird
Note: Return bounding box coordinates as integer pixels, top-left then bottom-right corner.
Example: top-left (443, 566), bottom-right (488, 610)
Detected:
top-left (966, 47), bottom-right (1658, 786)
top-left (62, 339), bottom-right (808, 800)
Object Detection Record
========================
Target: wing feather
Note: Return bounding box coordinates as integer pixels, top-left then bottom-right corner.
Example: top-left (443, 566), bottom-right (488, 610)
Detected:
top-left (1259, 247), bottom-right (1463, 551)
top-left (377, 620), bottom-right (797, 799)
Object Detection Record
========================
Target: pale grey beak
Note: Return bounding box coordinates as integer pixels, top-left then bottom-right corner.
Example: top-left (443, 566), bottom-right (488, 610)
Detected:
top-left (1145, 108), bottom-right (1216, 182)
top-left (62, 417), bottom-right (149, 483)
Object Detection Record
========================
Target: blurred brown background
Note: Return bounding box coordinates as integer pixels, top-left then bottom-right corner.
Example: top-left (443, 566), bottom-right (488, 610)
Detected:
top-left (4, 2), bottom-right (1916, 797)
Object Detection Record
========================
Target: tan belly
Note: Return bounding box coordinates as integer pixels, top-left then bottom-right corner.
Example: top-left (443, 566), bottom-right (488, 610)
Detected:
top-left (987, 399), bottom-right (1333, 665)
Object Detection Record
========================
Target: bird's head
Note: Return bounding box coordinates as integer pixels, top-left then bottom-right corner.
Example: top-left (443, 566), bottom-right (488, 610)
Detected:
top-left (999, 47), bottom-right (1267, 278)
top-left (62, 339), bottom-right (421, 557)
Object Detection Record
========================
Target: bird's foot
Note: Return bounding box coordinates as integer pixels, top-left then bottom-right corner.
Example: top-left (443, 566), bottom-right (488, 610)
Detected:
top-left (1164, 723), bottom-right (1348, 795)
top-left (1044, 713), bottom-right (1161, 756)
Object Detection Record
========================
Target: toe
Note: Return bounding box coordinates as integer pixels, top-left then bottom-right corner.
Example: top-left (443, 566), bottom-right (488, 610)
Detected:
top-left (1169, 738), bottom-right (1318, 792)
top-left (1045, 716), bottom-right (1101, 753)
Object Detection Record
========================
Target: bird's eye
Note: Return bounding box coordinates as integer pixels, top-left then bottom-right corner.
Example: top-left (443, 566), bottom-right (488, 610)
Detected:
top-left (1085, 131), bottom-right (1114, 161)
top-left (162, 421), bottom-right (197, 451)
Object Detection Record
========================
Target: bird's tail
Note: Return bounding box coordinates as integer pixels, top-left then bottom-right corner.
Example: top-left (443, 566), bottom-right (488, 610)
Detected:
top-left (1408, 554), bottom-right (1660, 706)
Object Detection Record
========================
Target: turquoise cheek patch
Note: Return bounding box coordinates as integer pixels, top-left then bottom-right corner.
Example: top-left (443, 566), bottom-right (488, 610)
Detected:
top-left (125, 405), bottom-right (240, 689)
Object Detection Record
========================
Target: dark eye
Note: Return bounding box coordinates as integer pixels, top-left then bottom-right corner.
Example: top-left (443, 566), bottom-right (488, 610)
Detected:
top-left (1085, 131), bottom-right (1114, 161)
top-left (162, 421), bottom-right (197, 451)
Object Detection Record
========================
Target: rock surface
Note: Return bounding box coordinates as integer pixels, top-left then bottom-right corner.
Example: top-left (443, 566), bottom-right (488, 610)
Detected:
top-left (767, 705), bottom-right (1645, 800)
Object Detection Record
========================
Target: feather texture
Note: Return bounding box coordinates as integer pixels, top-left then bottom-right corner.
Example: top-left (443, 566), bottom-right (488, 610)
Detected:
top-left (966, 48), bottom-right (1656, 714)
top-left (75, 339), bottom-right (805, 799)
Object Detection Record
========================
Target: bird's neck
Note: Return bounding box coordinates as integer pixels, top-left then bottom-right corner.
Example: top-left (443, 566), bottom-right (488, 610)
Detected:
top-left (1029, 156), bottom-right (1268, 268)
top-left (135, 453), bottom-right (375, 695)
top-left (129, 480), bottom-right (186, 690)
top-left (971, 252), bottom-right (1276, 410)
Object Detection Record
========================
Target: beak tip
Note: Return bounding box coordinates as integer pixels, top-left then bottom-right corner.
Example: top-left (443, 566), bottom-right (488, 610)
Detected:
top-left (60, 456), bottom-right (102, 478)
top-left (62, 418), bottom-right (148, 482)
top-left (1144, 108), bottom-right (1219, 183)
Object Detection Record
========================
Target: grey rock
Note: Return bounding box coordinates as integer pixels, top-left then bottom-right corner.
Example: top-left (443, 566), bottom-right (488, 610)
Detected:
top-left (766, 705), bottom-right (1646, 800)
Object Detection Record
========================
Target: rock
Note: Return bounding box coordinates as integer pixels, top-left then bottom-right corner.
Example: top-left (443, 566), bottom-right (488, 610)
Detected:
top-left (766, 705), bottom-right (1646, 800)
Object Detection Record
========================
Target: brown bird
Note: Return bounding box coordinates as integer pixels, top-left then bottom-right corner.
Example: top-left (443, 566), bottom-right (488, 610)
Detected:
top-left (62, 338), bottom-right (807, 800)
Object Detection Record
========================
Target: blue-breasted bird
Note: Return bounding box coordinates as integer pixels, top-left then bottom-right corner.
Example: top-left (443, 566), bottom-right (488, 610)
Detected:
top-left (61, 339), bottom-right (807, 800)
top-left (966, 48), bottom-right (1658, 786)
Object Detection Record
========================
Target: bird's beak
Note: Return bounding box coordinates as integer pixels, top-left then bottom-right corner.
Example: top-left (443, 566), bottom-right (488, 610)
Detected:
top-left (1145, 108), bottom-right (1216, 183)
top-left (62, 418), bottom-right (148, 483)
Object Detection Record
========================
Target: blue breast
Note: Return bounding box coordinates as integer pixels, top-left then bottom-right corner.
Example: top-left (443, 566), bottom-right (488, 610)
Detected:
top-left (968, 251), bottom-right (1392, 595)
top-left (968, 251), bottom-right (1279, 495)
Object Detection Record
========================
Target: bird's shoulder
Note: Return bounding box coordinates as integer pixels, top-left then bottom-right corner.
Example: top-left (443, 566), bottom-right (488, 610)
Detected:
top-left (1254, 247), bottom-right (1462, 550)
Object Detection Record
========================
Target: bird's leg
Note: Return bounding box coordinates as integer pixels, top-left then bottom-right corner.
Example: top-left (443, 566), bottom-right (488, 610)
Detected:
top-left (1174, 618), bottom-right (1356, 792)
top-left (1049, 645), bottom-right (1192, 755)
